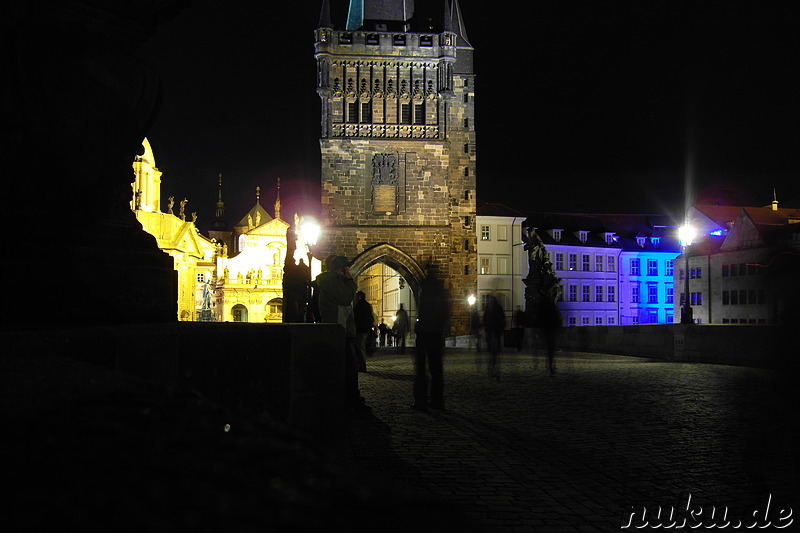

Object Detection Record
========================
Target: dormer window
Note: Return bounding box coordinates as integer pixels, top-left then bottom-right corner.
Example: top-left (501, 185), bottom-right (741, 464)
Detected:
top-left (578, 231), bottom-right (589, 243)
top-left (651, 237), bottom-right (661, 247)
top-left (604, 233), bottom-right (615, 245)
top-left (552, 229), bottom-right (562, 242)
top-left (636, 236), bottom-right (646, 247)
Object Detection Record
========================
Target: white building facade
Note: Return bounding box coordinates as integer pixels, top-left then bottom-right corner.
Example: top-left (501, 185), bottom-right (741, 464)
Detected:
top-left (475, 201), bottom-right (528, 326)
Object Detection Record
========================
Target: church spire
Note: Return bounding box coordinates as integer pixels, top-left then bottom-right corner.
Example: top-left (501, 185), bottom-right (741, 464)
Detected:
top-left (319, 0), bottom-right (333, 28)
top-left (274, 177), bottom-right (282, 221)
top-left (450, 0), bottom-right (471, 47)
top-left (212, 173), bottom-right (228, 230)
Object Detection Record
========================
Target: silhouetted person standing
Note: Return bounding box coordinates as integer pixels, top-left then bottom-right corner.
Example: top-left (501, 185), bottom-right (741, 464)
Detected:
top-left (412, 273), bottom-right (449, 411)
top-left (536, 296), bottom-right (562, 375)
top-left (483, 295), bottom-right (505, 381)
top-left (378, 319), bottom-right (389, 347)
top-left (513, 305), bottom-right (526, 351)
top-left (469, 307), bottom-right (482, 352)
top-left (393, 303), bottom-right (409, 354)
top-left (315, 255), bottom-right (369, 414)
top-left (353, 290), bottom-right (374, 372)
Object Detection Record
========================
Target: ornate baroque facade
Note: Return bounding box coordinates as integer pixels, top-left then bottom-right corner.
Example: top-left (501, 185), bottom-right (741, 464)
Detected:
top-left (132, 139), bottom-right (218, 321)
top-left (314, 0), bottom-right (477, 335)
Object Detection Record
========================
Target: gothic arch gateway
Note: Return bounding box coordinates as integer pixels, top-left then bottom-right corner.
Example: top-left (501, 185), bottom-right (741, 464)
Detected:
top-left (350, 243), bottom-right (427, 301)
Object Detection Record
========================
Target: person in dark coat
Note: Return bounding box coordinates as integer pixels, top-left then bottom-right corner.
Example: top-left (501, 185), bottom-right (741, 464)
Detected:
top-left (513, 306), bottom-right (526, 351)
top-left (536, 295), bottom-right (562, 375)
top-left (315, 255), bottom-right (369, 414)
top-left (393, 303), bottom-right (409, 353)
top-left (353, 291), bottom-right (374, 372)
top-left (378, 319), bottom-right (389, 347)
top-left (469, 306), bottom-right (482, 352)
top-left (411, 272), bottom-right (449, 412)
top-left (482, 295), bottom-right (505, 381)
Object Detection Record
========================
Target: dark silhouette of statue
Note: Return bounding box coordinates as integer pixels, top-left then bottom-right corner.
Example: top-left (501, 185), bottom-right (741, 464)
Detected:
top-left (282, 222), bottom-right (309, 323)
top-left (521, 224), bottom-right (563, 373)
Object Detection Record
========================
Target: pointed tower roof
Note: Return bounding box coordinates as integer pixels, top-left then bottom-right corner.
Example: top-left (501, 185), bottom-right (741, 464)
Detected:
top-left (211, 173), bottom-right (229, 230)
top-left (237, 186), bottom-right (272, 229)
top-left (450, 0), bottom-right (471, 47)
top-left (318, 0), bottom-right (333, 28)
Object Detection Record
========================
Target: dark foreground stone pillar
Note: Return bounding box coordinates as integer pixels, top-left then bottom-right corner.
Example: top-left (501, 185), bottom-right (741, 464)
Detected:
top-left (2, 1), bottom-right (189, 327)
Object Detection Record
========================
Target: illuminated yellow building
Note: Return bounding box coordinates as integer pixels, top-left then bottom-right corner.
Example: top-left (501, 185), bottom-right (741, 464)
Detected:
top-left (213, 189), bottom-right (290, 323)
top-left (132, 140), bottom-right (321, 323)
top-left (132, 138), bottom-right (218, 320)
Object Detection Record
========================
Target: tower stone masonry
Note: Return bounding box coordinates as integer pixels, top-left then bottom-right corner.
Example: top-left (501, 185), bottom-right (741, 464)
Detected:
top-left (314, 0), bottom-right (477, 335)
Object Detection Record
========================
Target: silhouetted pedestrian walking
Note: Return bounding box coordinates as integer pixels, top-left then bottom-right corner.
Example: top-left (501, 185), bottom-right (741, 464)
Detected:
top-left (393, 303), bottom-right (409, 354)
top-left (378, 319), bottom-right (389, 347)
top-left (469, 307), bottom-right (482, 352)
top-left (534, 295), bottom-right (562, 375)
top-left (353, 291), bottom-right (374, 372)
top-left (483, 295), bottom-right (505, 381)
top-left (513, 306), bottom-right (526, 351)
top-left (412, 272), bottom-right (449, 412)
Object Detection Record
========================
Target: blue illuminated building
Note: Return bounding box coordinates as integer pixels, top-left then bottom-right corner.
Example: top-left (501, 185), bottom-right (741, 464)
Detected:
top-left (523, 213), bottom-right (681, 326)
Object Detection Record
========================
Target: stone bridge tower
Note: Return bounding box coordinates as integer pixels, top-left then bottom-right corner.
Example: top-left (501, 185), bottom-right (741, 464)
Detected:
top-left (314, 0), bottom-right (477, 335)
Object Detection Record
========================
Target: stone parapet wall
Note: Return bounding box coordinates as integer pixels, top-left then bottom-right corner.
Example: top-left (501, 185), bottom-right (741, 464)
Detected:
top-left (2, 323), bottom-right (346, 442)
top-left (523, 324), bottom-right (789, 368)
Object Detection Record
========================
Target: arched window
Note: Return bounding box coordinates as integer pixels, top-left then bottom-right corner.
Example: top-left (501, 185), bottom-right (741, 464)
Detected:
top-left (231, 304), bottom-right (248, 322)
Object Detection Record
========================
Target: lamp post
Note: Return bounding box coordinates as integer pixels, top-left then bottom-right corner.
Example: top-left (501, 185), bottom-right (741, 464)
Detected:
top-left (299, 218), bottom-right (320, 322)
top-left (678, 223), bottom-right (696, 324)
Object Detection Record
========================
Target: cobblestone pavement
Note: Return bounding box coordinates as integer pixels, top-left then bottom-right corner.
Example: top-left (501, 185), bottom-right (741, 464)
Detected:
top-left (345, 347), bottom-right (798, 532)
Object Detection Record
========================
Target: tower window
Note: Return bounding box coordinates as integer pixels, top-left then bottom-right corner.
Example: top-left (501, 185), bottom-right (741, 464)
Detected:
top-left (464, 167), bottom-right (469, 176)
top-left (464, 190), bottom-right (469, 200)
top-left (401, 104), bottom-right (411, 124)
top-left (393, 34), bottom-right (406, 46)
top-left (414, 104), bottom-right (425, 125)
top-left (464, 143), bottom-right (469, 153)
top-left (366, 33), bottom-right (379, 45)
top-left (420, 35), bottom-right (433, 47)
top-left (347, 102), bottom-right (358, 123)
top-left (361, 102), bottom-right (372, 123)
top-left (464, 94), bottom-right (469, 104)
top-left (464, 118), bottom-right (469, 128)
top-left (339, 33), bottom-right (353, 44)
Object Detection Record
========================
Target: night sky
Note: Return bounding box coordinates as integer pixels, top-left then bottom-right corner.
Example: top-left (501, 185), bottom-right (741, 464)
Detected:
top-left (138, 1), bottom-right (798, 232)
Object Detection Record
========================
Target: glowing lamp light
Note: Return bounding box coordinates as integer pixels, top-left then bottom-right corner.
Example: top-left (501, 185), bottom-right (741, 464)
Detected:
top-left (467, 294), bottom-right (477, 306)
top-left (678, 224), bottom-right (696, 247)
top-left (300, 219), bottom-right (320, 247)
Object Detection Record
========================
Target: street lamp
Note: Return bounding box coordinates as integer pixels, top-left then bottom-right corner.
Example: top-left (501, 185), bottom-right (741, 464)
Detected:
top-left (678, 223), bottom-right (696, 324)
top-left (299, 218), bottom-right (320, 322)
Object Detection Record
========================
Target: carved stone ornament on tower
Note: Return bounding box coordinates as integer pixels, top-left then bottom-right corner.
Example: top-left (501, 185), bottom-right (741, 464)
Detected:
top-left (372, 153), bottom-right (398, 213)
